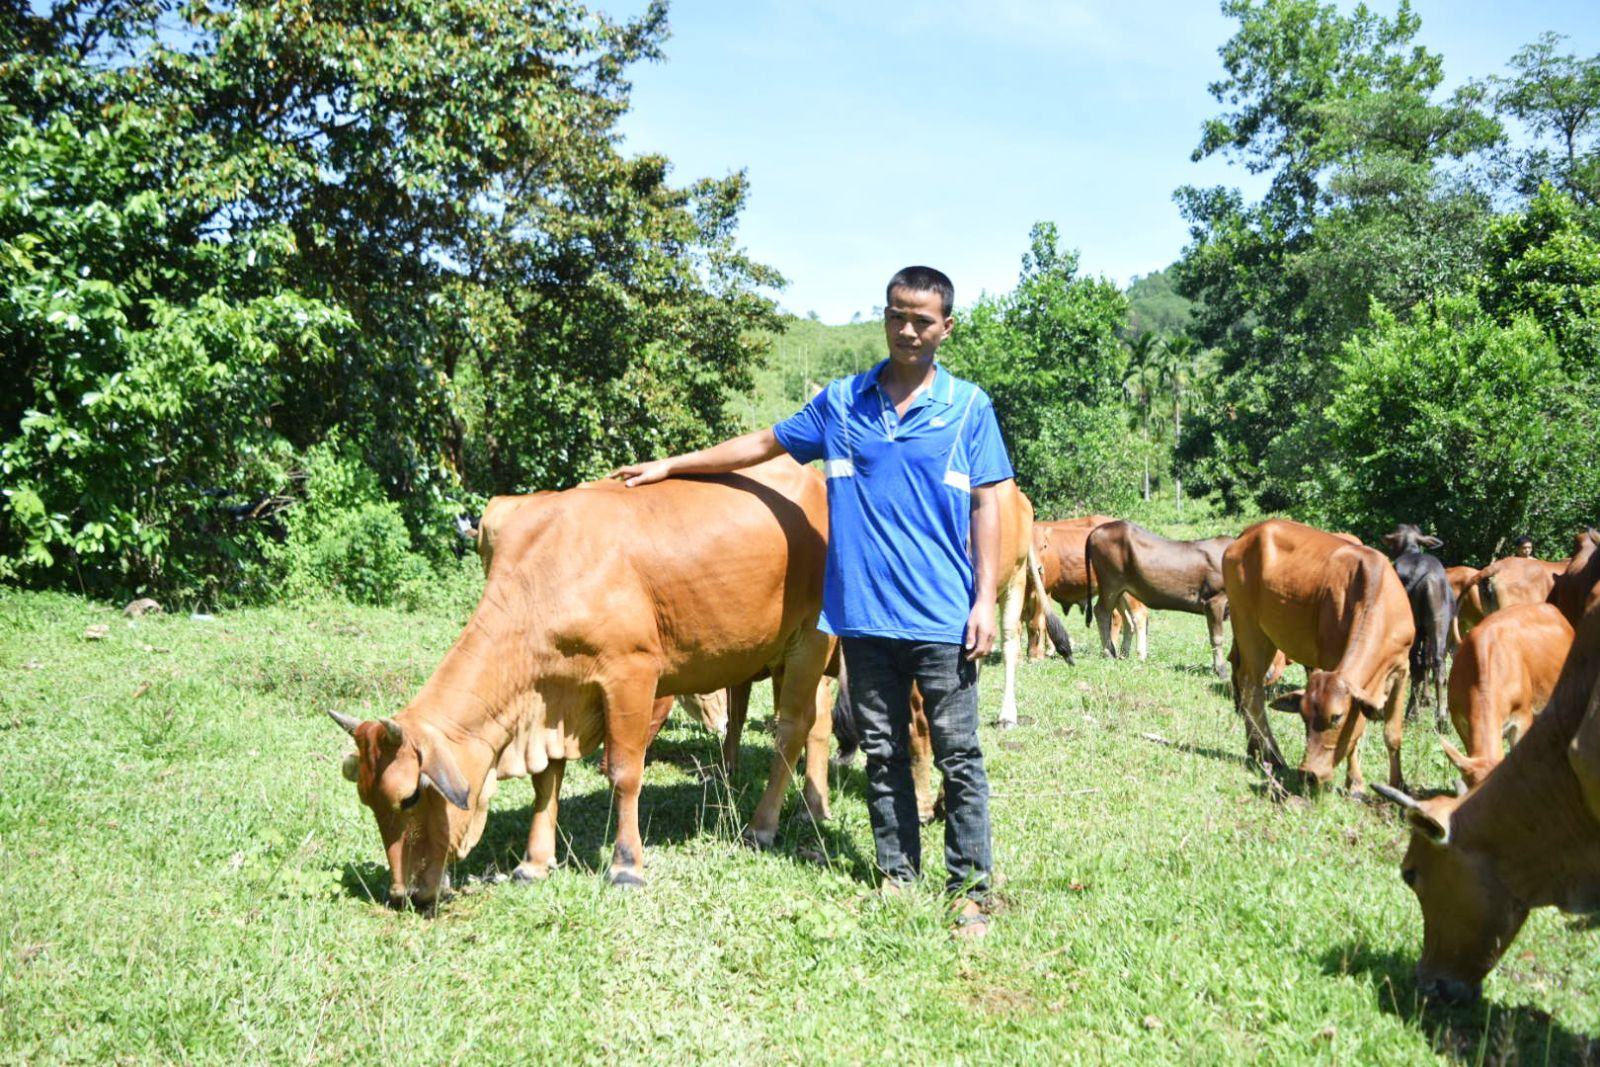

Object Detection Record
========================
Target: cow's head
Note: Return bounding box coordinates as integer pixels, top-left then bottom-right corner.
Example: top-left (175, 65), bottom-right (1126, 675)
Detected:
top-left (1374, 784), bottom-right (1528, 1003)
top-left (329, 711), bottom-right (493, 908)
top-left (1381, 524), bottom-right (1441, 557)
top-left (1269, 671), bottom-right (1379, 789)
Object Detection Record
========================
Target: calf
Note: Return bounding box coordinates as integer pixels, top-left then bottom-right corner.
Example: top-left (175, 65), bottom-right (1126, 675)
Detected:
top-left (1086, 521), bottom-right (1233, 677)
top-left (1380, 524), bottom-right (1456, 728)
top-left (1224, 519), bottom-right (1414, 791)
top-left (1441, 603), bottom-right (1574, 788)
top-left (1376, 604), bottom-right (1600, 1004)
top-left (1033, 516), bottom-right (1148, 662)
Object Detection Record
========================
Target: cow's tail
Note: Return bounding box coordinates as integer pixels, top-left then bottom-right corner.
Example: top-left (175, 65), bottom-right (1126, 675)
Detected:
top-left (1083, 536), bottom-right (1095, 626)
top-left (1023, 541), bottom-right (1052, 656)
top-left (1478, 571), bottom-right (1499, 615)
top-left (1044, 609), bottom-right (1075, 664)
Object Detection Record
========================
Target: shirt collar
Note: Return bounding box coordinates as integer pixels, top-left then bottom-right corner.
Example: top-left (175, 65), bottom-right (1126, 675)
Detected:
top-left (863, 360), bottom-right (956, 408)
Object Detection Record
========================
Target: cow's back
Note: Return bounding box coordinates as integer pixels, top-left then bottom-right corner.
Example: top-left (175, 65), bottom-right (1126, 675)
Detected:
top-left (1035, 515), bottom-right (1115, 599)
top-left (1225, 518), bottom-right (1412, 671)
top-left (486, 458), bottom-right (827, 696)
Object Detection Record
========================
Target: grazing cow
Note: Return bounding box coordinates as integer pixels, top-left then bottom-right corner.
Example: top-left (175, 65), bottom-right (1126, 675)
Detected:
top-left (328, 457), bottom-right (834, 904)
top-left (1086, 521), bottom-right (1232, 677)
top-left (1441, 603), bottom-right (1575, 788)
top-left (1375, 604), bottom-right (1600, 1004)
top-left (1550, 528), bottom-right (1600, 625)
top-left (1224, 519), bottom-right (1414, 791)
top-left (1380, 524), bottom-right (1456, 727)
top-left (1033, 517), bottom-right (1148, 662)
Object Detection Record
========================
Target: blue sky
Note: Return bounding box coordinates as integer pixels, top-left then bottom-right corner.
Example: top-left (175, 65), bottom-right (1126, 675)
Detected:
top-left (594, 1), bottom-right (1600, 323)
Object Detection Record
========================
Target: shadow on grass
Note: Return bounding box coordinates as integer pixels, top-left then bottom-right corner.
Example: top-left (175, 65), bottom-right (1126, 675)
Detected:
top-left (1317, 941), bottom-right (1600, 1064)
top-left (331, 735), bottom-right (878, 905)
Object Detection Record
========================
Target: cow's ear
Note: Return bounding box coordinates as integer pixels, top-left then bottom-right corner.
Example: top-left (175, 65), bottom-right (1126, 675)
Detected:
top-left (1381, 532), bottom-right (1401, 551)
top-left (1351, 692), bottom-right (1385, 719)
top-left (1420, 535), bottom-right (1443, 550)
top-left (1373, 783), bottom-right (1452, 844)
top-left (341, 753), bottom-right (359, 782)
top-left (415, 727), bottom-right (471, 810)
top-left (1268, 689), bottom-right (1304, 714)
top-left (1408, 804), bottom-right (1451, 845)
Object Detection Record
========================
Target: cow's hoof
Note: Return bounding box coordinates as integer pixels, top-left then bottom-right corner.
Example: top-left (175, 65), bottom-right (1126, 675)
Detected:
top-left (792, 805), bottom-right (829, 828)
top-left (607, 869), bottom-right (646, 890)
top-left (511, 861), bottom-right (553, 884)
top-left (741, 827), bottom-right (777, 852)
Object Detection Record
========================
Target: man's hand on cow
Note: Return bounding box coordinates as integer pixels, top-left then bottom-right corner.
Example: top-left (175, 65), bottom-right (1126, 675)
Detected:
top-left (963, 601), bottom-right (997, 661)
top-left (611, 459), bottom-right (673, 488)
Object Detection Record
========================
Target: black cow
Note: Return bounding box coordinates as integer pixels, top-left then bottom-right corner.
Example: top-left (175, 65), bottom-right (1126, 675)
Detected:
top-left (1381, 523), bottom-right (1456, 729)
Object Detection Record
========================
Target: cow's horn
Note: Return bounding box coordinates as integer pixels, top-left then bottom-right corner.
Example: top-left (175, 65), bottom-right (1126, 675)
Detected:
top-left (327, 709), bottom-right (362, 736)
top-left (380, 718), bottom-right (404, 746)
top-left (1372, 782), bottom-right (1422, 811)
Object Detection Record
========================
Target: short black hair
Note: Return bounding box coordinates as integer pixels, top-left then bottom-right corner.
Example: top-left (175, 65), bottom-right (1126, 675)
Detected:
top-left (886, 266), bottom-right (954, 318)
top-left (1514, 535), bottom-right (1534, 546)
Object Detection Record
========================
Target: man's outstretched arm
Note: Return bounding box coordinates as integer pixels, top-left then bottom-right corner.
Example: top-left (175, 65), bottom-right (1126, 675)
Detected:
top-left (611, 427), bottom-right (787, 488)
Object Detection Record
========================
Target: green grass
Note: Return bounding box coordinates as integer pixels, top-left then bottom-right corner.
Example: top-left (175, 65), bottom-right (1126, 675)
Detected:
top-left (2, 584), bottom-right (1597, 1064)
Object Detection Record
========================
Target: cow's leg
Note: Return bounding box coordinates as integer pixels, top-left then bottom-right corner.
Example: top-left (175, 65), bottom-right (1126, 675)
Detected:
top-left (746, 630), bottom-right (832, 848)
top-left (1095, 586), bottom-right (1120, 659)
top-left (514, 758), bottom-right (566, 882)
top-left (1382, 672), bottom-right (1409, 792)
top-left (796, 674), bottom-right (834, 825)
top-left (997, 568), bottom-right (1026, 728)
top-left (1232, 628), bottom-right (1286, 771)
top-left (1571, 681), bottom-right (1600, 820)
top-left (720, 678), bottom-right (754, 773)
top-left (1432, 656), bottom-right (1448, 733)
top-left (909, 684), bottom-right (935, 823)
top-left (600, 670), bottom-right (658, 888)
top-left (1204, 596), bottom-right (1229, 679)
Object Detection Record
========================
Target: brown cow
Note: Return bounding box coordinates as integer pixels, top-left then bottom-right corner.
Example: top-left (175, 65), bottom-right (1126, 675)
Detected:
top-left (1440, 603), bottom-right (1574, 788)
top-left (1224, 519), bottom-right (1415, 791)
top-left (995, 482), bottom-right (1053, 728)
top-left (1086, 521), bottom-right (1233, 677)
top-left (1549, 528), bottom-right (1600, 625)
top-left (1376, 604), bottom-right (1600, 1004)
top-left (329, 457), bottom-right (833, 904)
top-left (1033, 516), bottom-right (1148, 661)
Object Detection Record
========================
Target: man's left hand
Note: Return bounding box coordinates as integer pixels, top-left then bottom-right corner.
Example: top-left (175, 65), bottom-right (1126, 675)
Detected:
top-left (963, 601), bottom-right (996, 661)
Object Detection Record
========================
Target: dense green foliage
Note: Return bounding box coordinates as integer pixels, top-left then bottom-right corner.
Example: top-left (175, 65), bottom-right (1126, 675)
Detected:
top-left (1168, 0), bottom-right (1600, 552)
top-left (1, 0), bottom-right (778, 602)
top-left (941, 223), bottom-right (1140, 518)
top-left (1305, 295), bottom-right (1600, 561)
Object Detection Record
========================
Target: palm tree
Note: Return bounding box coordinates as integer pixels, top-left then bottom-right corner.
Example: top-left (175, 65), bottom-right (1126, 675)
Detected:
top-left (1153, 334), bottom-right (1195, 509)
top-left (1122, 333), bottom-right (1160, 501)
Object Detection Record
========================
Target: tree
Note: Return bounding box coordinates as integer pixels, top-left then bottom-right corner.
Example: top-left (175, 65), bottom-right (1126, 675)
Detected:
top-left (941, 223), bottom-right (1134, 517)
top-left (1492, 33), bottom-right (1600, 207)
top-left (1, 1), bottom-right (779, 599)
top-left (1173, 0), bottom-right (1500, 510)
top-left (1310, 294), bottom-right (1600, 562)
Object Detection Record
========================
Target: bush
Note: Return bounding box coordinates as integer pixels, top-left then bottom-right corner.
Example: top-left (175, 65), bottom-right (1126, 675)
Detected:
top-left (255, 440), bottom-right (437, 609)
top-left (1309, 294), bottom-right (1600, 562)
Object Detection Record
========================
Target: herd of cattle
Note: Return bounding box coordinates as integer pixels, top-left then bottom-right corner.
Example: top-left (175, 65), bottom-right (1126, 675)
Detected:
top-left (327, 458), bottom-right (1600, 1005)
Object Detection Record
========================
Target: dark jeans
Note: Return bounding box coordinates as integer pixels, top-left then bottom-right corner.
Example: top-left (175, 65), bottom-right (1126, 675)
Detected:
top-left (841, 636), bottom-right (991, 900)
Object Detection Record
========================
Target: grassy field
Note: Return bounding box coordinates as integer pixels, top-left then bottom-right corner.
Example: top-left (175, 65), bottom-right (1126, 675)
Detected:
top-left (2, 578), bottom-right (1597, 1064)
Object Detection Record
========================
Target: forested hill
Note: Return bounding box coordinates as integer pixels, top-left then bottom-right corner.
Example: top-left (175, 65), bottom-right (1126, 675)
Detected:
top-left (734, 318), bottom-right (884, 430)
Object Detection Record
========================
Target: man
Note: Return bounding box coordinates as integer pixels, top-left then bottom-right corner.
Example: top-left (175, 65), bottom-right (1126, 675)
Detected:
top-left (613, 266), bottom-right (1014, 938)
top-left (1513, 535), bottom-right (1535, 558)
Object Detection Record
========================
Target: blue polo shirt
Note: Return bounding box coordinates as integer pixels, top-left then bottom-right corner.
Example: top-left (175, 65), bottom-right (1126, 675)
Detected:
top-left (773, 361), bottom-right (1015, 643)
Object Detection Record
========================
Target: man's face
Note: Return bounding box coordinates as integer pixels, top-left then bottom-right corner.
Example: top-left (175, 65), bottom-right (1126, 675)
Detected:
top-left (884, 287), bottom-right (952, 369)
top-left (1516, 542), bottom-right (1534, 557)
